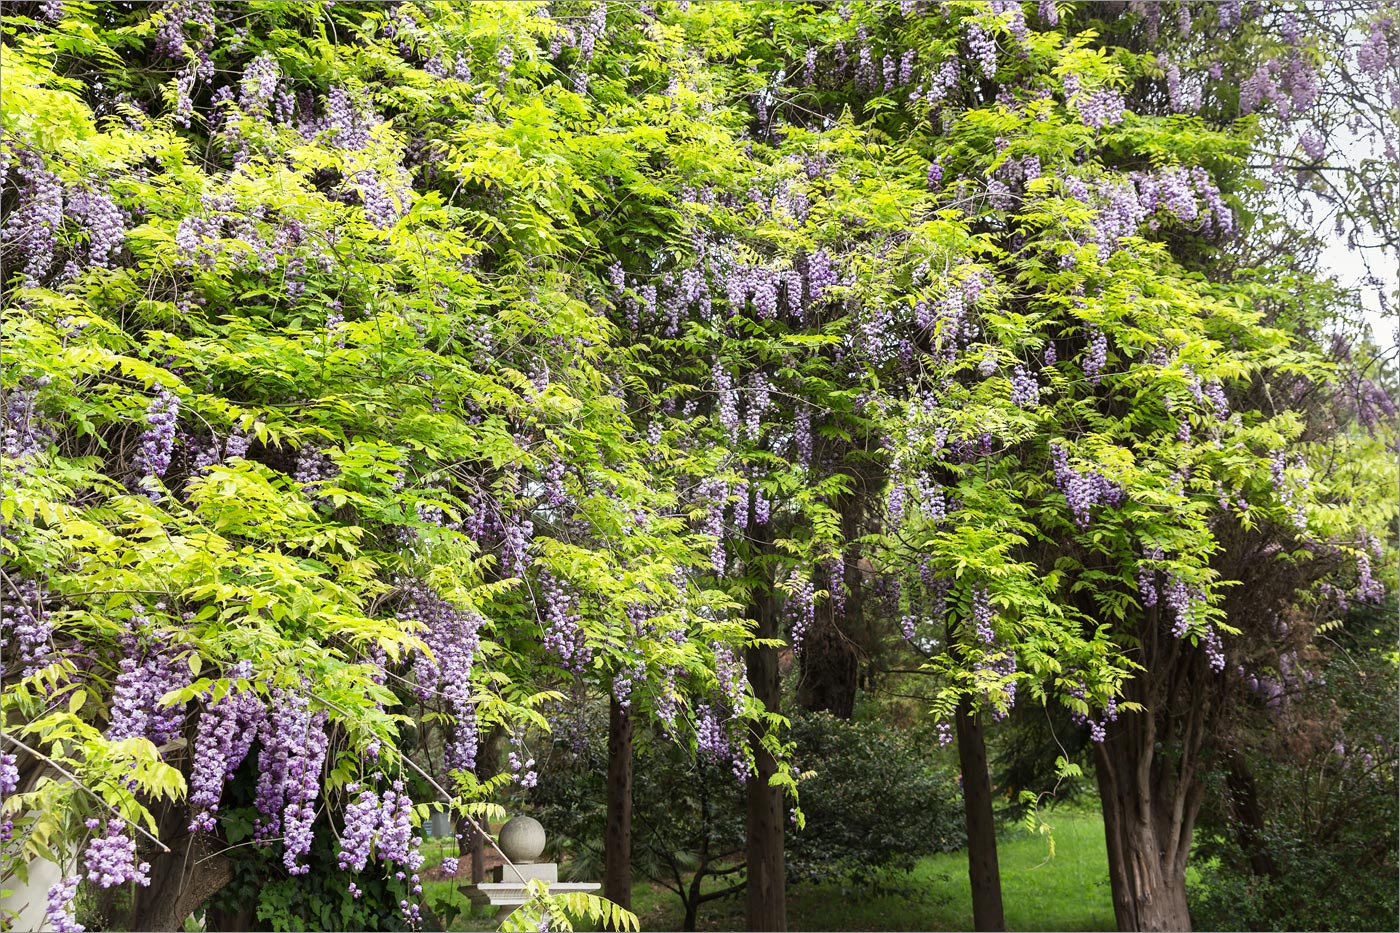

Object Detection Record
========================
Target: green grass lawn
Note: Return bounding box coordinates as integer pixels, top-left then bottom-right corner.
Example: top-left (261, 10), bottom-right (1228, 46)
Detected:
top-left (423, 806), bottom-right (1116, 932)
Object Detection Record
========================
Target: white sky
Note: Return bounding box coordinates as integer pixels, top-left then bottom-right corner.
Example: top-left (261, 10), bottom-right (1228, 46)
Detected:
top-left (1318, 233), bottom-right (1397, 351)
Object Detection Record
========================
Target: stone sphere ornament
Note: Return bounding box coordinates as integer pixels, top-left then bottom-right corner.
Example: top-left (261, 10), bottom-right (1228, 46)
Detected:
top-left (497, 815), bottom-right (546, 863)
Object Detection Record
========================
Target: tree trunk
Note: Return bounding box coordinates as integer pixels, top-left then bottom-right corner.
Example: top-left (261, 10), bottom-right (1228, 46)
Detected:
top-left (796, 491), bottom-right (866, 720)
top-left (683, 854), bottom-right (710, 933)
top-left (1223, 753), bottom-right (1276, 879)
top-left (955, 695), bottom-right (1005, 932)
top-left (1093, 647), bottom-right (1205, 933)
top-left (1092, 601), bottom-right (1212, 933)
top-left (126, 805), bottom-right (235, 931)
top-left (795, 597), bottom-right (858, 719)
top-left (604, 694), bottom-right (634, 914)
top-left (745, 586), bottom-right (787, 932)
top-left (464, 725), bottom-right (506, 884)
top-left (1095, 742), bottom-right (1195, 931)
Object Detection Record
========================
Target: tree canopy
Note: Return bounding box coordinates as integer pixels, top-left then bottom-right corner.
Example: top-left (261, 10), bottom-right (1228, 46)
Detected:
top-left (2, 2), bottom-right (1394, 932)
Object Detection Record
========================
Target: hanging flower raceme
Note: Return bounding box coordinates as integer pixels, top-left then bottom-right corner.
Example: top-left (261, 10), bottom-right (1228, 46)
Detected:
top-left (82, 819), bottom-right (151, 889)
top-left (188, 664), bottom-right (265, 833)
top-left (132, 387), bottom-right (180, 488)
top-left (252, 686), bottom-right (329, 875)
top-left (106, 633), bottom-right (191, 748)
top-left (400, 579), bottom-right (484, 771)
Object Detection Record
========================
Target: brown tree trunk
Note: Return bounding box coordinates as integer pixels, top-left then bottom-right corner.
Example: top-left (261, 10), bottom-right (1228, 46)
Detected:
top-left (604, 694), bottom-right (634, 913)
top-left (746, 586), bottom-right (787, 932)
top-left (1093, 632), bottom-right (1206, 933)
top-left (796, 491), bottom-right (866, 720)
top-left (126, 804), bottom-right (235, 931)
top-left (464, 725), bottom-right (506, 884)
top-left (795, 597), bottom-right (858, 719)
top-left (1095, 741), bottom-right (1195, 931)
top-left (955, 695), bottom-right (1005, 932)
top-left (1223, 753), bottom-right (1276, 879)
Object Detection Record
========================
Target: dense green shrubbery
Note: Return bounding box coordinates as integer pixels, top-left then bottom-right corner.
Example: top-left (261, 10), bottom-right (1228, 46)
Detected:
top-left (532, 709), bottom-right (963, 929)
top-left (1189, 600), bottom-right (1399, 932)
top-left (786, 712), bottom-right (964, 884)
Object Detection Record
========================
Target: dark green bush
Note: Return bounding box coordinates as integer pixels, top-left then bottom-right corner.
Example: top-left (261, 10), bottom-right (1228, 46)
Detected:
top-left (785, 712), bottom-right (965, 884)
top-left (1188, 600), bottom-right (1399, 932)
top-left (531, 709), bottom-right (964, 929)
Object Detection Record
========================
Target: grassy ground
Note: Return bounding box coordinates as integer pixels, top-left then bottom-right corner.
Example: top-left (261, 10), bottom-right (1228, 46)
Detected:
top-left (423, 806), bottom-right (1116, 932)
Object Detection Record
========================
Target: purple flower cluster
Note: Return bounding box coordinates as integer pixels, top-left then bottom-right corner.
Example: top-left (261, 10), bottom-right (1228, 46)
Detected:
top-left (3, 150), bottom-right (64, 286)
top-left (1163, 573), bottom-right (1205, 638)
top-left (713, 361), bottom-right (739, 442)
top-left (978, 347), bottom-right (998, 377)
top-left (3, 384), bottom-right (54, 466)
top-left (45, 877), bottom-right (84, 933)
top-left (189, 670), bottom-right (264, 832)
top-left (1357, 15), bottom-right (1393, 78)
top-left (714, 643), bottom-right (745, 710)
top-left (161, 1), bottom-right (217, 126)
top-left (352, 169), bottom-right (407, 229)
top-left (294, 445), bottom-right (337, 497)
top-left (1082, 326), bottom-right (1107, 383)
top-left (1355, 552), bottom-right (1385, 604)
top-left (745, 373), bottom-right (771, 440)
top-left (400, 579), bottom-right (484, 769)
top-left (793, 407), bottom-right (813, 466)
top-left (2, 577), bottom-right (52, 675)
top-left (1137, 546), bottom-right (1163, 607)
top-left (887, 480), bottom-right (907, 525)
top-left (336, 781), bottom-right (425, 912)
top-left (923, 58), bottom-right (961, 108)
top-left (966, 21), bottom-right (997, 80)
top-left (1067, 681), bottom-right (1118, 742)
top-left (926, 158), bottom-right (945, 189)
top-left (1064, 74), bottom-right (1126, 128)
top-left (1009, 365), bottom-right (1040, 407)
top-left (1202, 625), bottom-right (1225, 673)
top-left (971, 588), bottom-right (1017, 719)
top-left (67, 185), bottom-right (126, 269)
top-left (322, 87), bottom-right (375, 151)
top-left (253, 687), bottom-right (329, 873)
top-left (1049, 444), bottom-right (1123, 528)
top-left (695, 477), bottom-right (728, 575)
top-left (1, 751), bottom-right (17, 842)
top-left (133, 387), bottom-right (180, 483)
top-left (1269, 450), bottom-right (1308, 531)
top-left (541, 452), bottom-right (570, 510)
top-left (538, 570), bottom-right (590, 674)
top-left (106, 638), bottom-right (191, 747)
top-left (612, 659), bottom-right (647, 710)
top-left (508, 740), bottom-right (537, 788)
top-left (786, 574), bottom-right (815, 649)
top-left (913, 475), bottom-right (947, 523)
top-left (696, 702), bottom-right (729, 763)
top-left (339, 784), bottom-right (381, 875)
top-left (238, 52), bottom-right (281, 115)
top-left (83, 821), bottom-right (151, 888)
top-left (972, 587), bottom-right (995, 646)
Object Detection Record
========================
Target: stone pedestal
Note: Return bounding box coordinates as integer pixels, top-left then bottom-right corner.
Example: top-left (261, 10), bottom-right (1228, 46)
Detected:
top-left (460, 815), bottom-right (600, 922)
top-left (462, 880), bottom-right (602, 922)
top-left (493, 861), bottom-right (557, 883)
